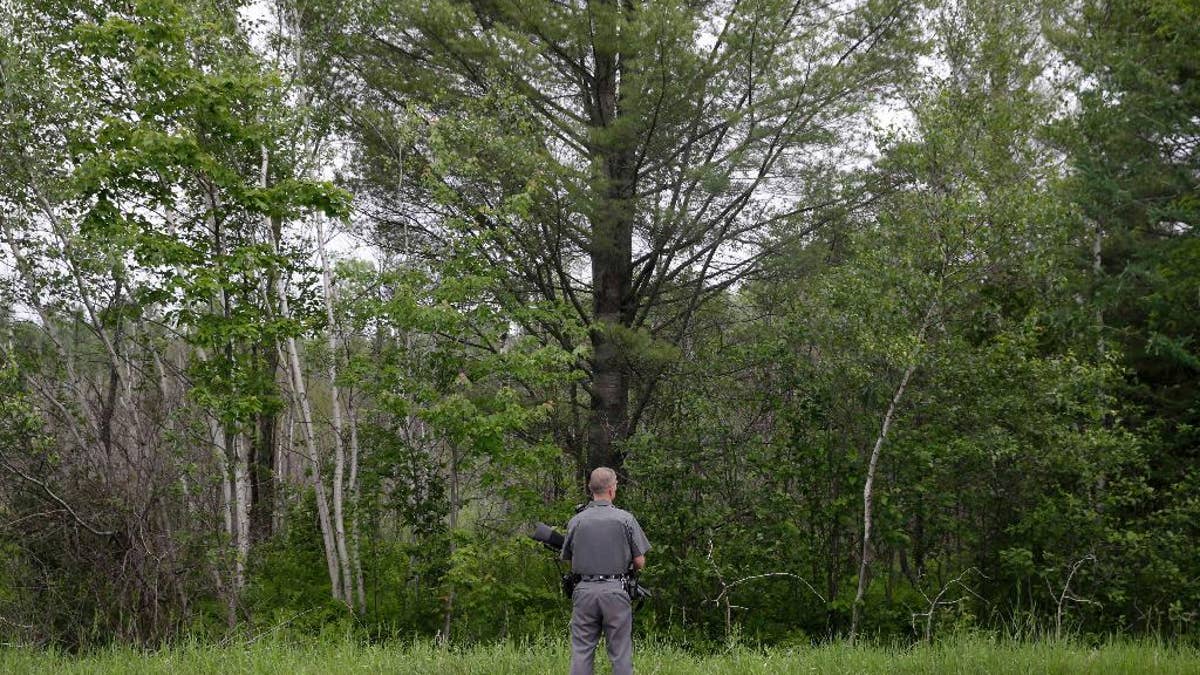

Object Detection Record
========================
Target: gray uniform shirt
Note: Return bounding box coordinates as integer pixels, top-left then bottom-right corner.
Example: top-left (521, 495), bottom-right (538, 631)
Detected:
top-left (561, 500), bottom-right (651, 575)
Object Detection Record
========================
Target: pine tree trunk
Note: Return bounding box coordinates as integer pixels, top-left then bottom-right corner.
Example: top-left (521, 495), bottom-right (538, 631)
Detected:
top-left (586, 0), bottom-right (636, 474)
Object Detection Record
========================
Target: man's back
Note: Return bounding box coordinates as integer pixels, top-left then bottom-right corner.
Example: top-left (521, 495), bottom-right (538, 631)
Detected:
top-left (563, 501), bottom-right (649, 575)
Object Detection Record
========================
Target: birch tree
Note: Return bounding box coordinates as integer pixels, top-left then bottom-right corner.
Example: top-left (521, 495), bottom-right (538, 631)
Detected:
top-left (0, 0), bottom-right (350, 632)
top-left (844, 0), bottom-right (1067, 639)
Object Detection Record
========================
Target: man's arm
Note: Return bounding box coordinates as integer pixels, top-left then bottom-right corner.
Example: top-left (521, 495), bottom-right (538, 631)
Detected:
top-left (560, 520), bottom-right (576, 561)
top-left (627, 515), bottom-right (650, 572)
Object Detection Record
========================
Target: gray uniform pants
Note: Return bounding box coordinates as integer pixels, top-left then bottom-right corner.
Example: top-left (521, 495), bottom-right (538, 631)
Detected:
top-left (569, 580), bottom-right (633, 675)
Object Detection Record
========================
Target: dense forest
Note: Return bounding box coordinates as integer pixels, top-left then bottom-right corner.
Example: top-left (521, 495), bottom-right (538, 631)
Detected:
top-left (0, 0), bottom-right (1196, 649)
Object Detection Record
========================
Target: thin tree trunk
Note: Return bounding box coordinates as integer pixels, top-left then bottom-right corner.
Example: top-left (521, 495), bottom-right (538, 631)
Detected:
top-left (30, 188), bottom-right (138, 425)
top-left (276, 390), bottom-right (294, 535)
top-left (206, 415), bottom-right (238, 627)
top-left (347, 396), bottom-right (367, 611)
top-left (200, 171), bottom-right (245, 623)
top-left (850, 302), bottom-right (936, 642)
top-left (250, 347), bottom-right (278, 543)
top-left (232, 431), bottom-right (251, 592)
top-left (315, 214), bottom-right (355, 608)
top-left (441, 442), bottom-right (459, 640)
top-left (1092, 220), bottom-right (1103, 357)
top-left (278, 281), bottom-right (343, 603)
top-left (262, 146), bottom-right (343, 603)
top-left (202, 184), bottom-right (250, 622)
top-left (0, 218), bottom-right (102, 447)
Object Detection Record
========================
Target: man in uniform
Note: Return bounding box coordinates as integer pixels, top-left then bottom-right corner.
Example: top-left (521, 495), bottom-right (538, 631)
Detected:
top-left (561, 467), bottom-right (651, 675)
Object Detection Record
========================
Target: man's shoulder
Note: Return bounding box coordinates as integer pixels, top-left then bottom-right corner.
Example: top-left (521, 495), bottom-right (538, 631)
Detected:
top-left (573, 503), bottom-right (628, 521)
top-left (612, 506), bottom-right (641, 524)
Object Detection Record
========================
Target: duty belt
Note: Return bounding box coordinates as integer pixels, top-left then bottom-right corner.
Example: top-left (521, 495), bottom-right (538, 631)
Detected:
top-left (579, 573), bottom-right (628, 582)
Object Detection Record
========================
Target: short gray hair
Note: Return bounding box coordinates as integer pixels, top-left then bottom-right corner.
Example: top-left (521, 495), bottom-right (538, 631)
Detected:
top-left (588, 467), bottom-right (617, 495)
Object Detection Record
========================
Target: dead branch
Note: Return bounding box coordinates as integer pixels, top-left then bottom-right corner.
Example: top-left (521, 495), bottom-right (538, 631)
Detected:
top-left (0, 460), bottom-right (113, 536)
top-left (1052, 553), bottom-right (1099, 641)
top-left (706, 538), bottom-right (828, 637)
top-left (910, 566), bottom-right (989, 643)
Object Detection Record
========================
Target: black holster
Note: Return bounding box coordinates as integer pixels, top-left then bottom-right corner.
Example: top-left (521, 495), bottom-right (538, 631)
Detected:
top-left (623, 574), bottom-right (651, 607)
top-left (562, 573), bottom-right (579, 598)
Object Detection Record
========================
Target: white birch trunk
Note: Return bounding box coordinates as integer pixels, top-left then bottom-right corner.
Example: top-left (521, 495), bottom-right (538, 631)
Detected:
top-left (276, 398), bottom-right (292, 535)
top-left (210, 419), bottom-right (235, 554)
top-left (315, 214), bottom-right (355, 608)
top-left (347, 396), bottom-right (366, 611)
top-left (260, 145), bottom-right (344, 604)
top-left (232, 431), bottom-right (252, 589)
top-left (278, 269), bottom-right (343, 602)
top-left (850, 302), bottom-right (936, 642)
top-left (29, 189), bottom-right (139, 433)
top-left (206, 413), bottom-right (239, 625)
top-left (201, 184), bottom-right (249, 613)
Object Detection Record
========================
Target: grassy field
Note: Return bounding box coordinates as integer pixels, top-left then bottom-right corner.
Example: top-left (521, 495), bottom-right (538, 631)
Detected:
top-left (1, 636), bottom-right (1197, 674)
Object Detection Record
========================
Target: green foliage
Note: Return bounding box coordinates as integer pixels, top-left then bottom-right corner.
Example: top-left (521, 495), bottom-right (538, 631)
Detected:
top-left (439, 533), bottom-right (564, 641)
top-left (1048, 0), bottom-right (1200, 633)
top-left (241, 497), bottom-right (354, 637)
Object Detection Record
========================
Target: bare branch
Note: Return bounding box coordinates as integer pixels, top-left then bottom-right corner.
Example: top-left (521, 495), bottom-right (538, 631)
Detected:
top-left (0, 460), bottom-right (113, 537)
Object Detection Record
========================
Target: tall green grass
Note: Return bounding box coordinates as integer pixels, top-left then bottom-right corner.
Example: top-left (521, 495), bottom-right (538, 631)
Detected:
top-left (1, 636), bottom-right (1197, 674)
